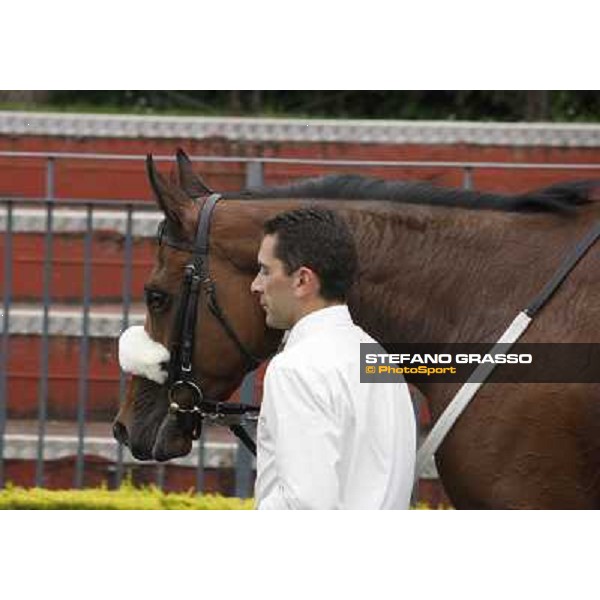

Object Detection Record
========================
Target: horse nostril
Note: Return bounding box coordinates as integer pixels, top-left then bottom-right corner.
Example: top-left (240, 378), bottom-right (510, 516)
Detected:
top-left (113, 421), bottom-right (129, 446)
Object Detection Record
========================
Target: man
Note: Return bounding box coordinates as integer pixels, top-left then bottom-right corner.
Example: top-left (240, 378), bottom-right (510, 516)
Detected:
top-left (250, 207), bottom-right (416, 509)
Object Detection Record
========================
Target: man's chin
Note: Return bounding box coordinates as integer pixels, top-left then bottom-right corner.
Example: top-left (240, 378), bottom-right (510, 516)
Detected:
top-left (265, 315), bottom-right (287, 330)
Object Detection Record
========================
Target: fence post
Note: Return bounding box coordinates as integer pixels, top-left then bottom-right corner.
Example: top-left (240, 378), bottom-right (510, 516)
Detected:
top-left (46, 156), bottom-right (55, 200)
top-left (231, 159), bottom-right (264, 499)
top-left (235, 371), bottom-right (256, 498)
top-left (115, 205), bottom-right (134, 488)
top-left (36, 158), bottom-right (56, 487)
top-left (0, 201), bottom-right (13, 488)
top-left (195, 438), bottom-right (205, 494)
top-left (74, 204), bottom-right (93, 489)
top-left (246, 160), bottom-right (264, 188)
top-left (462, 166), bottom-right (473, 191)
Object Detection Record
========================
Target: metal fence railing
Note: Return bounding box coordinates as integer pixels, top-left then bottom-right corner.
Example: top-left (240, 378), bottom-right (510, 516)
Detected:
top-left (2, 150), bottom-right (600, 195)
top-left (1, 198), bottom-right (145, 487)
top-left (1, 151), bottom-right (599, 498)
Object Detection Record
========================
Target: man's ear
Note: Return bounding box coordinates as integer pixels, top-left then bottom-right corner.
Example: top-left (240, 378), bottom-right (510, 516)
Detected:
top-left (295, 266), bottom-right (320, 297)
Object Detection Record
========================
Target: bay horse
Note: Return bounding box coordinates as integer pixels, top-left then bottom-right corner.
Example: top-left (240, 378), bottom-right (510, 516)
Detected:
top-left (114, 149), bottom-right (600, 509)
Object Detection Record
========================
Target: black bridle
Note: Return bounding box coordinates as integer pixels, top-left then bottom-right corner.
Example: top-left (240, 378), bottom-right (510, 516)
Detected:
top-left (159, 193), bottom-right (261, 455)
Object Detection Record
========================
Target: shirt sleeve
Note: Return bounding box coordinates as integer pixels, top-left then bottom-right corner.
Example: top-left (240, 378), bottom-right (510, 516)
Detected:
top-left (257, 362), bottom-right (343, 510)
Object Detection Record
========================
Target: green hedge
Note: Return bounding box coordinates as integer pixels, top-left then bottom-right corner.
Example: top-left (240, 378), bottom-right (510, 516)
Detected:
top-left (0, 483), bottom-right (254, 510)
top-left (0, 483), bottom-right (448, 509)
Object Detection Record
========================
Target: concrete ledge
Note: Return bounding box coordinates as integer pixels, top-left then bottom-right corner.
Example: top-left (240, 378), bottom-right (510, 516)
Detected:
top-left (2, 420), bottom-right (246, 469)
top-left (1, 433), bottom-right (438, 477)
top-left (3, 433), bottom-right (238, 469)
top-left (0, 206), bottom-right (161, 236)
top-left (1, 111), bottom-right (600, 147)
top-left (1, 305), bottom-right (145, 337)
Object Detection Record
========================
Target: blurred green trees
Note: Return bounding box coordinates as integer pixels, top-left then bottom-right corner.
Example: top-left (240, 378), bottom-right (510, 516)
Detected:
top-left (2, 90), bottom-right (598, 122)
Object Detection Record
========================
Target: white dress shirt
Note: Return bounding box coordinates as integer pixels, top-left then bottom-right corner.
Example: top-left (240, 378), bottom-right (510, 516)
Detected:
top-left (255, 305), bottom-right (416, 510)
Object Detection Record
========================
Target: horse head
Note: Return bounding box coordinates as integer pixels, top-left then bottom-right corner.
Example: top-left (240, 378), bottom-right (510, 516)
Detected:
top-left (113, 150), bottom-right (282, 461)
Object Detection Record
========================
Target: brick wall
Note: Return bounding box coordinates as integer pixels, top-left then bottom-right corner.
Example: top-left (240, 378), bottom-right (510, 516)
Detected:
top-left (1, 127), bottom-right (599, 201)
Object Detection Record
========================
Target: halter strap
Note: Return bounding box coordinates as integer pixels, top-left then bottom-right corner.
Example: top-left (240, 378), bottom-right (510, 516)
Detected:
top-left (526, 220), bottom-right (600, 317)
top-left (161, 193), bottom-right (260, 455)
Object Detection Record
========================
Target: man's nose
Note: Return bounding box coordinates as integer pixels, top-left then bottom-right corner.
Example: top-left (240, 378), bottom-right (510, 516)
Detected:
top-left (250, 274), bottom-right (261, 293)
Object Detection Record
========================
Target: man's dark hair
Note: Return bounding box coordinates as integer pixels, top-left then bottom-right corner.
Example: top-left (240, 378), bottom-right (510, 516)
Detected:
top-left (263, 207), bottom-right (358, 301)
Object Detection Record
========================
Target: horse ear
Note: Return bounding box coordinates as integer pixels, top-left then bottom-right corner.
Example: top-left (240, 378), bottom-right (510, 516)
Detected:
top-left (176, 148), bottom-right (212, 197)
top-left (146, 154), bottom-right (196, 238)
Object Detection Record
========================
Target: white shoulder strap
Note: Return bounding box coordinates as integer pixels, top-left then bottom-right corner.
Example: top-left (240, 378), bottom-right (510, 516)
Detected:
top-left (415, 310), bottom-right (532, 479)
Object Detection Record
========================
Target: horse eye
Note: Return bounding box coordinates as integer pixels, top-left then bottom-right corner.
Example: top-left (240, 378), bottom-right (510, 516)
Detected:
top-left (144, 287), bottom-right (170, 312)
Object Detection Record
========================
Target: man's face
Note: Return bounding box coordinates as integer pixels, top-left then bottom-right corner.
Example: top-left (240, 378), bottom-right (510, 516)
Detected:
top-left (251, 234), bottom-right (298, 330)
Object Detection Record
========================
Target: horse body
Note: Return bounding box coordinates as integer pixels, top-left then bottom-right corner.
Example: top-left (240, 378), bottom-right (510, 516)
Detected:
top-left (231, 200), bottom-right (600, 507)
top-left (114, 151), bottom-right (600, 508)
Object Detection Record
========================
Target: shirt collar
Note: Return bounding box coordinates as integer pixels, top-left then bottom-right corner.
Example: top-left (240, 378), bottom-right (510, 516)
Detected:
top-left (284, 305), bottom-right (353, 350)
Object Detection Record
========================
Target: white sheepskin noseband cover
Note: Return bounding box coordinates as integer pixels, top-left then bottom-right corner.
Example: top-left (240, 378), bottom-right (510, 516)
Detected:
top-left (118, 325), bottom-right (170, 385)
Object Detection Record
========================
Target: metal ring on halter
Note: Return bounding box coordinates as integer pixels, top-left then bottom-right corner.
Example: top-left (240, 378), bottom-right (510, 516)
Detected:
top-left (167, 379), bottom-right (203, 414)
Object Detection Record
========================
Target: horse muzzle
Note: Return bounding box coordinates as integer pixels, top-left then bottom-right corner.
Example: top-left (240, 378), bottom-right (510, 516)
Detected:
top-left (152, 412), bottom-right (195, 461)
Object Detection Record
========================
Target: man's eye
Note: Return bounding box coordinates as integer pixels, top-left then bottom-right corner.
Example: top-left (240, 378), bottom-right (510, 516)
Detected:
top-left (144, 287), bottom-right (170, 312)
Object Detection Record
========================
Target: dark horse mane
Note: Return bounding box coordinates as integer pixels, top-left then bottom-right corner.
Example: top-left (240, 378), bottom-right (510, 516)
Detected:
top-left (225, 174), bottom-right (599, 215)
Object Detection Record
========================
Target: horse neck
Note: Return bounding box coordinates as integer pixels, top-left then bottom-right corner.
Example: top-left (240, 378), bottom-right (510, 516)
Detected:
top-left (221, 196), bottom-right (599, 428)
top-left (224, 198), bottom-right (572, 409)
top-left (344, 203), bottom-right (523, 341)
top-left (226, 198), bottom-right (531, 348)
